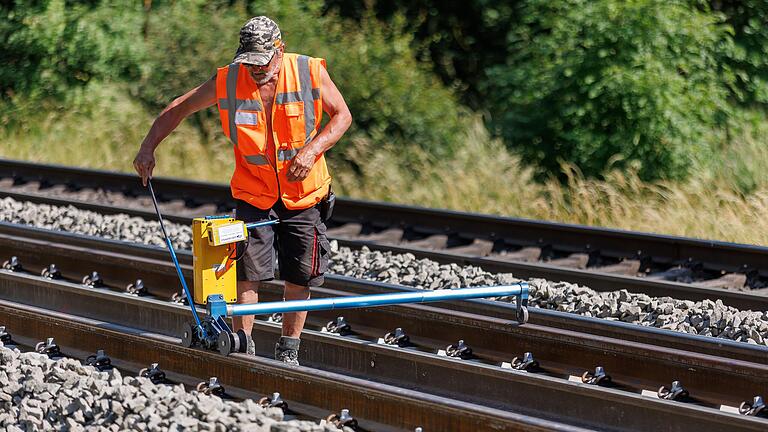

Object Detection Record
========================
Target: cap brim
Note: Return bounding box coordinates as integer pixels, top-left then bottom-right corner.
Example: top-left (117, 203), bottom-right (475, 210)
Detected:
top-left (233, 51), bottom-right (274, 66)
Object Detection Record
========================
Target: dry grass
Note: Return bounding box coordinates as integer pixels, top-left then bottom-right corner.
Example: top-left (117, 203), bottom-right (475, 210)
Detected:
top-left (1, 84), bottom-right (765, 246)
top-left (334, 120), bottom-right (768, 245)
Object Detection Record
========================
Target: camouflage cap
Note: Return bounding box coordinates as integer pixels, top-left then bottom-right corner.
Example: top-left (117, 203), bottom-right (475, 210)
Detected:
top-left (233, 16), bottom-right (282, 66)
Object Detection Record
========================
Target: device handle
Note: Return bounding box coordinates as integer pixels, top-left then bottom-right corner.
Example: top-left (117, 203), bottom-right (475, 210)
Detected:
top-left (147, 179), bottom-right (205, 333)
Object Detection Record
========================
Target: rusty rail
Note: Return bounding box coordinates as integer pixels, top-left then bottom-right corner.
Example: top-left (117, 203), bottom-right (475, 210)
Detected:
top-left (0, 254), bottom-right (766, 430)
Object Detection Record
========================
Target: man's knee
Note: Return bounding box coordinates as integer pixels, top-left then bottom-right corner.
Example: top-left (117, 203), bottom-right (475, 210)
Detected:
top-left (237, 280), bottom-right (260, 303)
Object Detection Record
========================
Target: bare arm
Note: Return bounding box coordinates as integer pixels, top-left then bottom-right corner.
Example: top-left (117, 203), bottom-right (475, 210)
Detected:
top-left (287, 66), bottom-right (352, 182)
top-left (133, 76), bottom-right (218, 186)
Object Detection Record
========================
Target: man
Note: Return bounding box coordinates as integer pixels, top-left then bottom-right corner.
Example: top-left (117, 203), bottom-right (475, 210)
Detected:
top-left (133, 16), bottom-right (352, 365)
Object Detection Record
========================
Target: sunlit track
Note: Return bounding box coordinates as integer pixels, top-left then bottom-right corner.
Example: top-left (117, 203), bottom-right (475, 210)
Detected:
top-left (0, 223), bottom-right (766, 430)
top-left (1, 159), bottom-right (767, 313)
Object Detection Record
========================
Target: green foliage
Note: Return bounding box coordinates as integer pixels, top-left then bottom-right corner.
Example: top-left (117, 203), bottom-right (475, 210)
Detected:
top-left (302, 12), bottom-right (469, 160)
top-left (485, 0), bottom-right (733, 180)
top-left (697, 0), bottom-right (768, 105)
top-left (324, 0), bottom-right (523, 109)
top-left (0, 0), bottom-right (144, 121)
top-left (4, 0), bottom-right (767, 182)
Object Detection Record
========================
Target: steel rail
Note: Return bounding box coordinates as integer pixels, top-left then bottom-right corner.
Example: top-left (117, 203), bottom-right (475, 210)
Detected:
top-left (0, 275), bottom-right (765, 431)
top-left (3, 269), bottom-right (764, 407)
top-left (0, 230), bottom-right (766, 404)
top-left (0, 300), bottom-right (588, 432)
top-left (1, 158), bottom-right (767, 281)
top-left (0, 188), bottom-right (767, 312)
top-left (0, 221), bottom-right (764, 367)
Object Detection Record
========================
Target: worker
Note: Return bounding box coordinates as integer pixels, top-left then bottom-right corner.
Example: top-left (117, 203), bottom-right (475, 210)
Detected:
top-left (133, 16), bottom-right (352, 365)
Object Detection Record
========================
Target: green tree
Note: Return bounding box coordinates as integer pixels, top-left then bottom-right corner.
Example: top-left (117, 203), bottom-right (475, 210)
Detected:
top-left (697, 0), bottom-right (768, 106)
top-left (0, 0), bottom-right (143, 116)
top-left (486, 0), bottom-right (733, 180)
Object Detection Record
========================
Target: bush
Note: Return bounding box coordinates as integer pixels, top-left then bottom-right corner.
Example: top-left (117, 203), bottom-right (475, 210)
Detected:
top-left (484, 0), bottom-right (733, 180)
top-left (696, 0), bottom-right (768, 106)
top-left (0, 0), bottom-right (144, 124)
top-left (2, 0), bottom-right (470, 163)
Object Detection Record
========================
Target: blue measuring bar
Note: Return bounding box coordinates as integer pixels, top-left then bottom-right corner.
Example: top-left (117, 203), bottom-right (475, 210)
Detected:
top-left (207, 283), bottom-right (529, 320)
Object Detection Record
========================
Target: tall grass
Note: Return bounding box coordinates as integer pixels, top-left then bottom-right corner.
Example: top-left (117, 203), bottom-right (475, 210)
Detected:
top-left (1, 83), bottom-right (766, 246)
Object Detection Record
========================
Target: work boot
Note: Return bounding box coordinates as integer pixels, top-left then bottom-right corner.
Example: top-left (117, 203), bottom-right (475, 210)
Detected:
top-left (274, 336), bottom-right (300, 365)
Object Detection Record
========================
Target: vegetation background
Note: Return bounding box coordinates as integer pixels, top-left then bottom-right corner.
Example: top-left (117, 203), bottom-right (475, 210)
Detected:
top-left (1, 0), bottom-right (767, 244)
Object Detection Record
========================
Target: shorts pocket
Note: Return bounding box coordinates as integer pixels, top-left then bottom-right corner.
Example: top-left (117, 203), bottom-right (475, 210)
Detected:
top-left (312, 224), bottom-right (330, 276)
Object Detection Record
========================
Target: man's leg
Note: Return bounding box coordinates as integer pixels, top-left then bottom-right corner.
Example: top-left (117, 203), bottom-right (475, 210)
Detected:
top-left (233, 199), bottom-right (276, 355)
top-left (232, 281), bottom-right (259, 335)
top-left (273, 201), bottom-right (330, 365)
top-left (281, 281), bottom-right (310, 338)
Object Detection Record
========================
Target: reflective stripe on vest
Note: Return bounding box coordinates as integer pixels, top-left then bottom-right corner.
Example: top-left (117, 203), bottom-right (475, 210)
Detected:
top-left (274, 89), bottom-right (320, 104)
top-left (298, 55), bottom-right (315, 143)
top-left (225, 63), bottom-right (240, 145)
top-left (244, 154), bottom-right (269, 166)
top-left (218, 99), bottom-right (262, 111)
top-left (244, 145), bottom-right (304, 166)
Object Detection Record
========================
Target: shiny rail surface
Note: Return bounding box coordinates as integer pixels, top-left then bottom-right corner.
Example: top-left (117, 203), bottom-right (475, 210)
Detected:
top-left (0, 277), bottom-right (766, 431)
top-left (0, 221), bottom-right (764, 365)
top-left (0, 300), bottom-right (588, 432)
top-left (1, 158), bottom-right (767, 300)
top-left (0, 225), bottom-right (766, 431)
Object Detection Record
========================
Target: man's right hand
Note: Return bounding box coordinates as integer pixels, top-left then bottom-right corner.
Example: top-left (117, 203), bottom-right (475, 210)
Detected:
top-left (133, 149), bottom-right (156, 187)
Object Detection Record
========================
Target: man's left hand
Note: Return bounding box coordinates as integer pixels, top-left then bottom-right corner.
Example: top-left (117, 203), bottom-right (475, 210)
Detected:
top-left (287, 147), bottom-right (318, 182)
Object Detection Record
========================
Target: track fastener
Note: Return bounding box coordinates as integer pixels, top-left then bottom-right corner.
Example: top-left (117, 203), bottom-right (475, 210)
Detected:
top-left (510, 352), bottom-right (539, 371)
top-left (383, 327), bottom-right (410, 347)
top-left (2, 256), bottom-right (22, 272)
top-left (35, 337), bottom-right (62, 359)
top-left (85, 349), bottom-right (113, 371)
top-left (326, 408), bottom-right (358, 430)
top-left (170, 291), bottom-right (188, 305)
top-left (739, 395), bottom-right (766, 417)
top-left (82, 271), bottom-right (104, 288)
top-left (139, 363), bottom-right (167, 384)
top-left (0, 326), bottom-right (12, 344)
top-left (658, 380), bottom-right (689, 401)
top-left (126, 279), bottom-right (147, 296)
top-left (582, 366), bottom-right (611, 385)
top-left (41, 264), bottom-right (61, 280)
top-left (268, 313), bottom-right (283, 323)
top-left (196, 377), bottom-right (225, 396)
top-left (258, 392), bottom-right (288, 410)
top-left (445, 340), bottom-right (473, 359)
top-left (324, 316), bottom-right (352, 335)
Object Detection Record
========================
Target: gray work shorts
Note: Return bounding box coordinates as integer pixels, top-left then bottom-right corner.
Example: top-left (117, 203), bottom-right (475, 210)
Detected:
top-left (235, 199), bottom-right (330, 287)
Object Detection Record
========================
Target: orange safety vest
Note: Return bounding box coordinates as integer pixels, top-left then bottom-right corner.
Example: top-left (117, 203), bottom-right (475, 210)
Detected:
top-left (215, 53), bottom-right (331, 210)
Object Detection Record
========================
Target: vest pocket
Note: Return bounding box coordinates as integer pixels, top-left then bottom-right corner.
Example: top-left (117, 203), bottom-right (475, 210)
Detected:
top-left (277, 102), bottom-right (306, 144)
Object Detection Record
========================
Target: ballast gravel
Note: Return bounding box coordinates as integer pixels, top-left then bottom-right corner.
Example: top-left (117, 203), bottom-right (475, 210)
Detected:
top-left (0, 343), bottom-right (345, 431)
top-left (0, 197), bottom-right (191, 250)
top-left (1, 196), bottom-right (767, 346)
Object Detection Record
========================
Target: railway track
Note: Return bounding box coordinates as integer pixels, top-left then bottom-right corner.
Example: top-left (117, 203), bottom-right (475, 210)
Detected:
top-left (3, 301), bottom-right (574, 432)
top-left (0, 159), bottom-right (767, 430)
top-left (0, 158), bottom-right (767, 314)
top-left (0, 222), bottom-right (766, 431)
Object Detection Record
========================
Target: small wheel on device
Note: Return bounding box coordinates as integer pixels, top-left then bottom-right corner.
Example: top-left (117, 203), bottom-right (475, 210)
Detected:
top-left (180, 322), bottom-right (196, 348)
top-left (218, 331), bottom-right (234, 356)
top-left (236, 329), bottom-right (250, 353)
